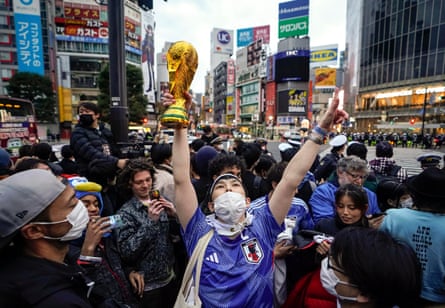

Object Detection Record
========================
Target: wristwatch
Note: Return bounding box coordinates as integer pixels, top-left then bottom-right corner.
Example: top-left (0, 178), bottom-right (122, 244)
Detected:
top-left (307, 133), bottom-right (323, 145)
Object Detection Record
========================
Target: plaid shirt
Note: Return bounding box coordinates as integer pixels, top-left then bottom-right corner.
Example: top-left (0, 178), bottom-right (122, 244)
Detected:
top-left (369, 157), bottom-right (408, 182)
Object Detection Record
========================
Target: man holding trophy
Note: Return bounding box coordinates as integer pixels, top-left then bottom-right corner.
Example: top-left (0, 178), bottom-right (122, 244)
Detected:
top-left (160, 41), bottom-right (348, 307)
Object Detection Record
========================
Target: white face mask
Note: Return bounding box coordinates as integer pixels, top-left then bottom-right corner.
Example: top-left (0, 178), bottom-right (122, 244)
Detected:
top-left (213, 191), bottom-right (247, 225)
top-left (320, 257), bottom-right (359, 302)
top-left (399, 198), bottom-right (413, 208)
top-left (34, 200), bottom-right (90, 241)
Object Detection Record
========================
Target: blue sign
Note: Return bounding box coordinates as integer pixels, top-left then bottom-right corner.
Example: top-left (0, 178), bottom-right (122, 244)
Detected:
top-left (279, 0), bottom-right (309, 20)
top-left (237, 28), bottom-right (253, 47)
top-left (14, 13), bottom-right (44, 75)
top-left (217, 30), bottom-right (231, 44)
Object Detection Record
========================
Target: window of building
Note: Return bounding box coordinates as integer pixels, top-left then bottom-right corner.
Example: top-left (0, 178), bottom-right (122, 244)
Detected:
top-left (0, 33), bottom-right (9, 44)
top-left (0, 51), bottom-right (11, 62)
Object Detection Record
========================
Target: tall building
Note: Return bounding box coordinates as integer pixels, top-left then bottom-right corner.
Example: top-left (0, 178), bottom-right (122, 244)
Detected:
top-left (346, 0), bottom-right (445, 134)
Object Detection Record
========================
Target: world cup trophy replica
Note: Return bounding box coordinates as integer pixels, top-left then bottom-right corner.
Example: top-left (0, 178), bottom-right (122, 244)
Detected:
top-left (160, 41), bottom-right (198, 128)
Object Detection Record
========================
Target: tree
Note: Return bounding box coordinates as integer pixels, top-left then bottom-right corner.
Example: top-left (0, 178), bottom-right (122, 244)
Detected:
top-left (6, 72), bottom-right (56, 123)
top-left (97, 64), bottom-right (148, 124)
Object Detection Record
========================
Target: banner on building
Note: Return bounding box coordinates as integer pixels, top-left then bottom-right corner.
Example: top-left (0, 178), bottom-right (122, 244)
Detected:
top-left (141, 10), bottom-right (156, 103)
top-left (314, 67), bottom-right (337, 89)
top-left (278, 0), bottom-right (309, 39)
top-left (13, 0), bottom-right (44, 75)
top-left (237, 25), bottom-right (270, 47)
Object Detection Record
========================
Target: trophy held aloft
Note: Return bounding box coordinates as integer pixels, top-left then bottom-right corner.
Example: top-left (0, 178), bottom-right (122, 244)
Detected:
top-left (160, 41), bottom-right (198, 128)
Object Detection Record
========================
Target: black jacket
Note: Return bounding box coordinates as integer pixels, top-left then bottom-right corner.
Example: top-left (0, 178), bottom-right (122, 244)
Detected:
top-left (0, 251), bottom-right (93, 307)
top-left (70, 123), bottom-right (120, 185)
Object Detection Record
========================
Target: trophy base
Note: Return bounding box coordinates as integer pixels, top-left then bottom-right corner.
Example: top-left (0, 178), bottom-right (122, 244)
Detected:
top-left (160, 106), bottom-right (189, 128)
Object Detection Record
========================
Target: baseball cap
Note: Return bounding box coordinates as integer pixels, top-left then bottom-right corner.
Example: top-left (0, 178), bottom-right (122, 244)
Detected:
top-left (0, 169), bottom-right (66, 248)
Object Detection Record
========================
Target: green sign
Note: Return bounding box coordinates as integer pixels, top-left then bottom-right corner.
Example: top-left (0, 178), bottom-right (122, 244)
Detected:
top-left (278, 16), bottom-right (309, 38)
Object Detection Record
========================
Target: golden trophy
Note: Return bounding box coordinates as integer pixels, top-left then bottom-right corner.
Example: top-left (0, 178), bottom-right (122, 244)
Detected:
top-left (160, 41), bottom-right (198, 128)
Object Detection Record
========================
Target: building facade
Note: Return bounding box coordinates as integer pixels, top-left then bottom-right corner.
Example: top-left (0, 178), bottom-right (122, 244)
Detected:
top-left (346, 0), bottom-right (445, 134)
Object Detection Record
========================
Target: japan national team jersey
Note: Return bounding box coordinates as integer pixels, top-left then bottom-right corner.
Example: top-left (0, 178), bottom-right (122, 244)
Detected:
top-left (183, 205), bottom-right (282, 308)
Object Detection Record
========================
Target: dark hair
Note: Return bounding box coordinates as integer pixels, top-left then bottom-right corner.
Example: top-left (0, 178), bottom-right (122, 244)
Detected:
top-left (116, 158), bottom-right (155, 203)
top-left (203, 125), bottom-right (211, 133)
top-left (376, 180), bottom-right (409, 211)
top-left (208, 153), bottom-right (245, 179)
top-left (32, 143), bottom-right (52, 160)
top-left (18, 144), bottom-right (33, 158)
top-left (335, 183), bottom-right (368, 213)
top-left (280, 147), bottom-right (299, 162)
top-left (346, 143), bottom-right (368, 161)
top-left (266, 161), bottom-right (288, 186)
top-left (254, 154), bottom-right (276, 178)
top-left (150, 143), bottom-right (172, 165)
top-left (61, 145), bottom-right (74, 159)
top-left (78, 102), bottom-right (100, 114)
top-left (330, 227), bottom-right (422, 308)
top-left (14, 158), bottom-right (50, 174)
top-left (376, 141), bottom-right (393, 158)
top-left (190, 138), bottom-right (205, 152)
top-left (240, 142), bottom-right (261, 169)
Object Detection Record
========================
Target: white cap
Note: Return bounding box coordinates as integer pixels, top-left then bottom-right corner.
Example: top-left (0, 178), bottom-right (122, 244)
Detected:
top-left (278, 142), bottom-right (293, 152)
top-left (329, 135), bottom-right (347, 147)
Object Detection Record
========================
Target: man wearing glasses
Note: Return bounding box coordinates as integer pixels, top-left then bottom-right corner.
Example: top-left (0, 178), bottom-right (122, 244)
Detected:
top-left (309, 156), bottom-right (380, 224)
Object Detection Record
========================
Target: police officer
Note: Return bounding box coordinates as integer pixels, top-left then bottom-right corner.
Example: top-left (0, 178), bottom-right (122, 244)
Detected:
top-left (417, 153), bottom-right (442, 169)
top-left (313, 134), bottom-right (347, 183)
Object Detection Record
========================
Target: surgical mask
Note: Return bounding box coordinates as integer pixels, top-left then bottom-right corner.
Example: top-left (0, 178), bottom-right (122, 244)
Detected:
top-left (34, 200), bottom-right (90, 241)
top-left (399, 198), bottom-right (413, 208)
top-left (320, 257), bottom-right (359, 302)
top-left (213, 191), bottom-right (247, 225)
top-left (78, 114), bottom-right (94, 127)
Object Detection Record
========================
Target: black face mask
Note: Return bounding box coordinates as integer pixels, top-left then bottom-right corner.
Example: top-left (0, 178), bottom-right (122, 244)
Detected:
top-left (79, 114), bottom-right (94, 127)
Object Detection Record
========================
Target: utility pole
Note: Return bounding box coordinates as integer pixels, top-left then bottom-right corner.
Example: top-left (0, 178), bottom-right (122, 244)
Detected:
top-left (108, 0), bottom-right (128, 143)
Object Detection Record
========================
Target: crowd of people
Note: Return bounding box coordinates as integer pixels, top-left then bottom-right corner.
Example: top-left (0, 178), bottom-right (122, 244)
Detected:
top-left (0, 93), bottom-right (444, 308)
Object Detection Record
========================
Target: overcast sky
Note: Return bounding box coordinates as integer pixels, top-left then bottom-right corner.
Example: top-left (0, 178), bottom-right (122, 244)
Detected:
top-left (152, 0), bottom-right (347, 93)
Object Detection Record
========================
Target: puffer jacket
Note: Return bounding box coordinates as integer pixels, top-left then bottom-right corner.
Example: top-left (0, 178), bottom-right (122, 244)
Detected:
top-left (70, 123), bottom-right (120, 184)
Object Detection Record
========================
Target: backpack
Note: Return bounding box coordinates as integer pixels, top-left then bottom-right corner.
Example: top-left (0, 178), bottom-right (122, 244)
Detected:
top-left (374, 164), bottom-right (402, 183)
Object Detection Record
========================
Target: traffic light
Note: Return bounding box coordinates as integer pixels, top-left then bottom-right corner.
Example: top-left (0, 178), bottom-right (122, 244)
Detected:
top-left (142, 117), bottom-right (148, 124)
top-left (410, 118), bottom-right (415, 125)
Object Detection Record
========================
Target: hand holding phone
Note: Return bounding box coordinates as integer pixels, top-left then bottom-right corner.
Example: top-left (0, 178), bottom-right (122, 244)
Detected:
top-left (149, 189), bottom-right (160, 200)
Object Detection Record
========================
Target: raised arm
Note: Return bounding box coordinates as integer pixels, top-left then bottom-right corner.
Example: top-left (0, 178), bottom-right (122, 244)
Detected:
top-left (164, 93), bottom-right (198, 229)
top-left (269, 89), bottom-right (348, 224)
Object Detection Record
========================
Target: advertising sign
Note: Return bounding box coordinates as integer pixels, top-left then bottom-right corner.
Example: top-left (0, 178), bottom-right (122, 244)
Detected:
top-left (141, 10), bottom-right (156, 103)
top-left (237, 25), bottom-right (270, 47)
top-left (211, 28), bottom-right (234, 55)
top-left (314, 67), bottom-right (337, 89)
top-left (310, 45), bottom-right (338, 67)
top-left (278, 0), bottom-right (309, 38)
top-left (277, 89), bottom-right (307, 115)
top-left (13, 0), bottom-right (44, 75)
top-left (56, 1), bottom-right (141, 56)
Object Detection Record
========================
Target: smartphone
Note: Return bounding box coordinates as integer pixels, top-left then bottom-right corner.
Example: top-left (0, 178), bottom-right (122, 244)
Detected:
top-left (369, 212), bottom-right (386, 219)
top-left (149, 189), bottom-right (160, 200)
top-left (106, 215), bottom-right (124, 229)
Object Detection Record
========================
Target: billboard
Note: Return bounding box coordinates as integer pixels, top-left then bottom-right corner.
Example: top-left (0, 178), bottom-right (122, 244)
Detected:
top-left (13, 0), bottom-right (44, 75)
top-left (311, 44), bottom-right (338, 67)
top-left (278, 0), bottom-right (309, 39)
top-left (211, 28), bottom-right (234, 55)
top-left (277, 88), bottom-right (307, 115)
top-left (141, 10), bottom-right (156, 103)
top-left (275, 49), bottom-right (310, 82)
top-left (237, 25), bottom-right (270, 47)
top-left (314, 67), bottom-right (337, 89)
top-left (55, 0), bottom-right (141, 56)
